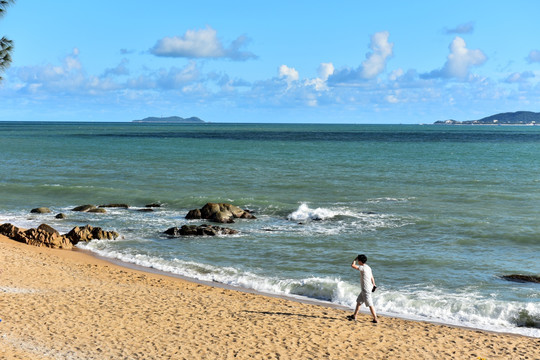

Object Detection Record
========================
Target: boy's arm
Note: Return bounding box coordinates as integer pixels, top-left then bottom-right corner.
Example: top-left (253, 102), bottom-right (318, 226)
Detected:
top-left (351, 259), bottom-right (360, 270)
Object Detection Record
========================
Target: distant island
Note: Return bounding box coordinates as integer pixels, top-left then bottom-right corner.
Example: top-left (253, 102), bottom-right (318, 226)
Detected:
top-left (434, 111), bottom-right (539, 125)
top-left (132, 116), bottom-right (205, 123)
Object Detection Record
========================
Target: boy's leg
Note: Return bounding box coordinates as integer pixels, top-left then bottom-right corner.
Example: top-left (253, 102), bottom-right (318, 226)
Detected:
top-left (368, 306), bottom-right (378, 322)
top-left (352, 302), bottom-right (360, 319)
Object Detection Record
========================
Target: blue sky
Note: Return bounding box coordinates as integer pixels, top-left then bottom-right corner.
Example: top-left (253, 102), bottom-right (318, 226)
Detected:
top-left (1, 0), bottom-right (539, 123)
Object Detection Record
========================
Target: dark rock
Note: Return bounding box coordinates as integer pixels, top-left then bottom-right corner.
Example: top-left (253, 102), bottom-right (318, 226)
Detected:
top-left (502, 274), bottom-right (540, 284)
top-left (30, 207), bottom-right (52, 214)
top-left (145, 203), bottom-right (161, 208)
top-left (164, 224), bottom-right (238, 237)
top-left (55, 213), bottom-right (66, 219)
top-left (513, 309), bottom-right (540, 328)
top-left (164, 227), bottom-right (178, 236)
top-left (186, 209), bottom-right (202, 219)
top-left (37, 223), bottom-right (59, 235)
top-left (88, 208), bottom-right (107, 213)
top-left (65, 225), bottom-right (119, 245)
top-left (99, 204), bottom-right (129, 209)
top-left (72, 205), bottom-right (98, 212)
top-left (0, 223), bottom-right (26, 242)
top-left (185, 203), bottom-right (256, 223)
top-left (137, 208), bottom-right (154, 212)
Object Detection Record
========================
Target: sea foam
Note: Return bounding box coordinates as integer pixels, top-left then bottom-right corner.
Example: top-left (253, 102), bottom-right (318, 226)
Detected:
top-left (287, 203), bottom-right (340, 222)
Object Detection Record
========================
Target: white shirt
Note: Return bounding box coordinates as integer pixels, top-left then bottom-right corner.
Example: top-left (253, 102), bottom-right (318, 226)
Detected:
top-left (359, 264), bottom-right (372, 292)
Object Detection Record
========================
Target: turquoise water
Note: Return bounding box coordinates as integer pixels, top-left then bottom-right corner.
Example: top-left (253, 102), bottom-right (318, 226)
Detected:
top-left (1, 122), bottom-right (539, 336)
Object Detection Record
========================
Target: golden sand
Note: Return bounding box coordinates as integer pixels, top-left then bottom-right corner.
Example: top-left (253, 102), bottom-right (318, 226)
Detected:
top-left (0, 235), bottom-right (538, 359)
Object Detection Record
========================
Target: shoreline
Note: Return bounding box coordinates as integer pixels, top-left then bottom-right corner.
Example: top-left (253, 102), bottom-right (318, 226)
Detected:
top-left (76, 246), bottom-right (533, 339)
top-left (74, 246), bottom-right (352, 310)
top-left (1, 235), bottom-right (539, 359)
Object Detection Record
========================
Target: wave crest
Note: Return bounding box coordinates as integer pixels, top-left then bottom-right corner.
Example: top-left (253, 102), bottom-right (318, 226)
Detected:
top-left (287, 204), bottom-right (343, 222)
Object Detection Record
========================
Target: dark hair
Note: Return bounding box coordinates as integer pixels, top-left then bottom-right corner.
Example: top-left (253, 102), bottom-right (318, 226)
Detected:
top-left (357, 254), bottom-right (367, 263)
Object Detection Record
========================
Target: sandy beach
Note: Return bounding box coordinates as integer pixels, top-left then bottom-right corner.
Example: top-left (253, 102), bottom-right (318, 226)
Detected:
top-left (0, 235), bottom-right (538, 360)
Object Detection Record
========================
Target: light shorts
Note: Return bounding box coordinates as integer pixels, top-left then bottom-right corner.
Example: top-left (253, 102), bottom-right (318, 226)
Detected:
top-left (356, 290), bottom-right (374, 307)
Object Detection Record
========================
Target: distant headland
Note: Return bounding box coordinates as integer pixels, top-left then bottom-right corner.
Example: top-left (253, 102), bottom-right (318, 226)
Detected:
top-left (132, 116), bottom-right (205, 123)
top-left (434, 111), bottom-right (539, 125)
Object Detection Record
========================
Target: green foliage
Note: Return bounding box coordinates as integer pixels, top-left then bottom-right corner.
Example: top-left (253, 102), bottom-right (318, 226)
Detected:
top-left (0, 36), bottom-right (13, 70)
top-left (0, 0), bottom-right (15, 81)
top-left (0, 0), bottom-right (15, 17)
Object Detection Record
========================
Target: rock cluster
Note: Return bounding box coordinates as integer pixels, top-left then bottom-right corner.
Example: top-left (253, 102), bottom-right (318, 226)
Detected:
top-left (164, 224), bottom-right (238, 237)
top-left (0, 223), bottom-right (73, 249)
top-left (186, 203), bottom-right (256, 223)
top-left (3, 202), bottom-right (254, 249)
top-left (0, 223), bottom-right (119, 250)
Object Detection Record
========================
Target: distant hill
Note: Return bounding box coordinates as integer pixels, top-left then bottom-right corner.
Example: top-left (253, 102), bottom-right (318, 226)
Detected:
top-left (132, 116), bottom-right (205, 123)
top-left (434, 111), bottom-right (540, 125)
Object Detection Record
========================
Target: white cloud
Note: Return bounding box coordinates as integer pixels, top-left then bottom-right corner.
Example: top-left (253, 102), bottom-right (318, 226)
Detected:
top-left (527, 50), bottom-right (540, 63)
top-left (389, 68), bottom-right (404, 81)
top-left (305, 62), bottom-right (335, 91)
top-left (150, 26), bottom-right (256, 61)
top-left (318, 63), bottom-right (335, 81)
top-left (445, 37), bottom-right (486, 78)
top-left (279, 64), bottom-right (299, 88)
top-left (328, 31), bottom-right (393, 84)
top-left (361, 31), bottom-right (393, 79)
top-left (3, 35), bottom-right (536, 123)
top-left (65, 48), bottom-right (81, 71)
top-left (123, 62), bottom-right (202, 90)
top-left (156, 61), bottom-right (201, 89)
top-left (10, 48), bottom-right (204, 97)
top-left (385, 94), bottom-right (399, 103)
top-left (15, 48), bottom-right (84, 90)
top-left (422, 37), bottom-right (486, 80)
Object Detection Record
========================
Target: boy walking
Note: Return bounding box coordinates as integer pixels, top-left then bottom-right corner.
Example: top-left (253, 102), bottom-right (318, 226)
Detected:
top-left (349, 254), bottom-right (378, 323)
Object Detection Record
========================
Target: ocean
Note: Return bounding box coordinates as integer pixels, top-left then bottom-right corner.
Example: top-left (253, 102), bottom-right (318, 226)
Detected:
top-left (1, 121), bottom-right (539, 337)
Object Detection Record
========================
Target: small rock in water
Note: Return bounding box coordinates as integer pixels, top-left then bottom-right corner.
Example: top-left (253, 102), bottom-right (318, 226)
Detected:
top-left (30, 207), bottom-right (51, 214)
top-left (145, 203), bottom-right (161, 208)
top-left (72, 205), bottom-right (97, 212)
top-left (185, 203), bottom-right (256, 223)
top-left (501, 274), bottom-right (540, 284)
top-left (99, 203), bottom-right (129, 209)
top-left (164, 224), bottom-right (238, 237)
